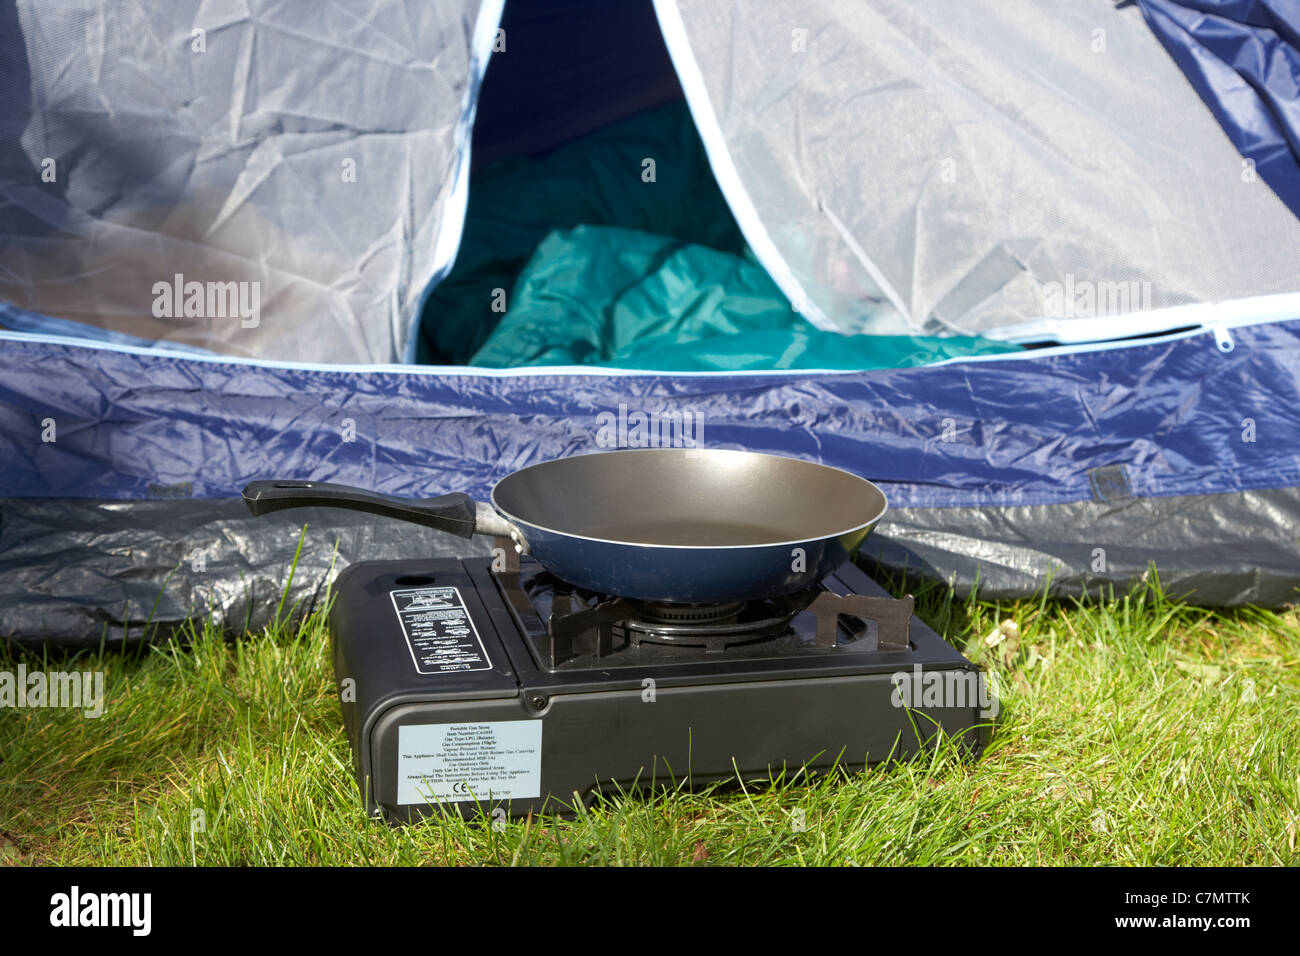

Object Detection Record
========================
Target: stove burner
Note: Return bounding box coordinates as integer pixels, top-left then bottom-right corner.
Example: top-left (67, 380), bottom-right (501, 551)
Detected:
top-left (629, 600), bottom-right (746, 626)
top-left (623, 608), bottom-right (795, 651)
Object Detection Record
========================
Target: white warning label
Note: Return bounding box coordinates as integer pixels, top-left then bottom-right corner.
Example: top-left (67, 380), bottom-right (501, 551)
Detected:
top-left (397, 721), bottom-right (543, 805)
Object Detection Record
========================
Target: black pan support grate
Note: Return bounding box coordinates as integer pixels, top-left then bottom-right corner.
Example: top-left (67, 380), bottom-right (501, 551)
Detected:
top-left (492, 538), bottom-right (913, 669)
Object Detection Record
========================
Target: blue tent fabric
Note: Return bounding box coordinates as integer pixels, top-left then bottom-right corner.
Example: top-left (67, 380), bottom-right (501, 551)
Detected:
top-left (2, 320), bottom-right (1298, 511)
top-left (1139, 0), bottom-right (1300, 217)
top-left (4, 320), bottom-right (1300, 646)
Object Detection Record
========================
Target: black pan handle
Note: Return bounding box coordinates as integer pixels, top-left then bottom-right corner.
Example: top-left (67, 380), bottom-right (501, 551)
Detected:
top-left (241, 480), bottom-right (477, 539)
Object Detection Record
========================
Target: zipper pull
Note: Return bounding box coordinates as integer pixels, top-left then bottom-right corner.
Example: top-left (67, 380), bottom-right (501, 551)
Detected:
top-left (1211, 324), bottom-right (1235, 354)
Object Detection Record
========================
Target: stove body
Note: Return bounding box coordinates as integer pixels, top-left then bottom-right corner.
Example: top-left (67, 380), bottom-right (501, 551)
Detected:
top-left (329, 555), bottom-right (991, 824)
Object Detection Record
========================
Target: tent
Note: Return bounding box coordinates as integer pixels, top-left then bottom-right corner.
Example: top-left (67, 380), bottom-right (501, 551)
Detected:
top-left (2, 0), bottom-right (1299, 646)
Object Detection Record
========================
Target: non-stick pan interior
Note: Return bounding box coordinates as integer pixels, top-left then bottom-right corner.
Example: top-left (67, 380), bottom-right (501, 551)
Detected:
top-left (491, 448), bottom-right (885, 547)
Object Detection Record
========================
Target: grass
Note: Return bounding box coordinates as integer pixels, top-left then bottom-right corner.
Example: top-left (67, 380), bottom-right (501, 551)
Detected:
top-left (1, 561), bottom-right (1297, 866)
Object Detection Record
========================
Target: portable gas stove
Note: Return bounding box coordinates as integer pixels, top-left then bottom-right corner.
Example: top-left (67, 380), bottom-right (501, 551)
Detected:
top-left (329, 544), bottom-right (991, 823)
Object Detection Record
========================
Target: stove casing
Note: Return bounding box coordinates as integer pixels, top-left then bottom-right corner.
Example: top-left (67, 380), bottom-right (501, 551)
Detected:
top-left (329, 557), bottom-right (990, 823)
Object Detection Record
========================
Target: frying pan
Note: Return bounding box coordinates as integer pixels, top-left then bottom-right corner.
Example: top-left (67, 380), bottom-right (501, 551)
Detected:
top-left (241, 448), bottom-right (887, 603)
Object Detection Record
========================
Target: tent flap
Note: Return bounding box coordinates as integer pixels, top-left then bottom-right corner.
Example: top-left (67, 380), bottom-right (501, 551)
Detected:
top-left (658, 0), bottom-right (1300, 338)
top-left (0, 0), bottom-right (498, 363)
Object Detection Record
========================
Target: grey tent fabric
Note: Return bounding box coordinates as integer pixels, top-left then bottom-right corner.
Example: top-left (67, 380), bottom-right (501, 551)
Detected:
top-left (866, 488), bottom-right (1300, 608)
top-left (657, 0), bottom-right (1300, 340)
top-left (5, 0), bottom-right (1300, 362)
top-left (0, 497), bottom-right (494, 649)
top-left (6, 485), bottom-right (1298, 648)
top-left (0, 0), bottom-right (499, 363)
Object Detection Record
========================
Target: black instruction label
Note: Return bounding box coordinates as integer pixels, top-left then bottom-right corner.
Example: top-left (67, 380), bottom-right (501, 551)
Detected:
top-left (390, 586), bottom-right (491, 675)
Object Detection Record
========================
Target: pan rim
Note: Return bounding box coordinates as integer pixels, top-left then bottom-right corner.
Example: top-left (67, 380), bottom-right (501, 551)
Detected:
top-left (488, 447), bottom-right (889, 551)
